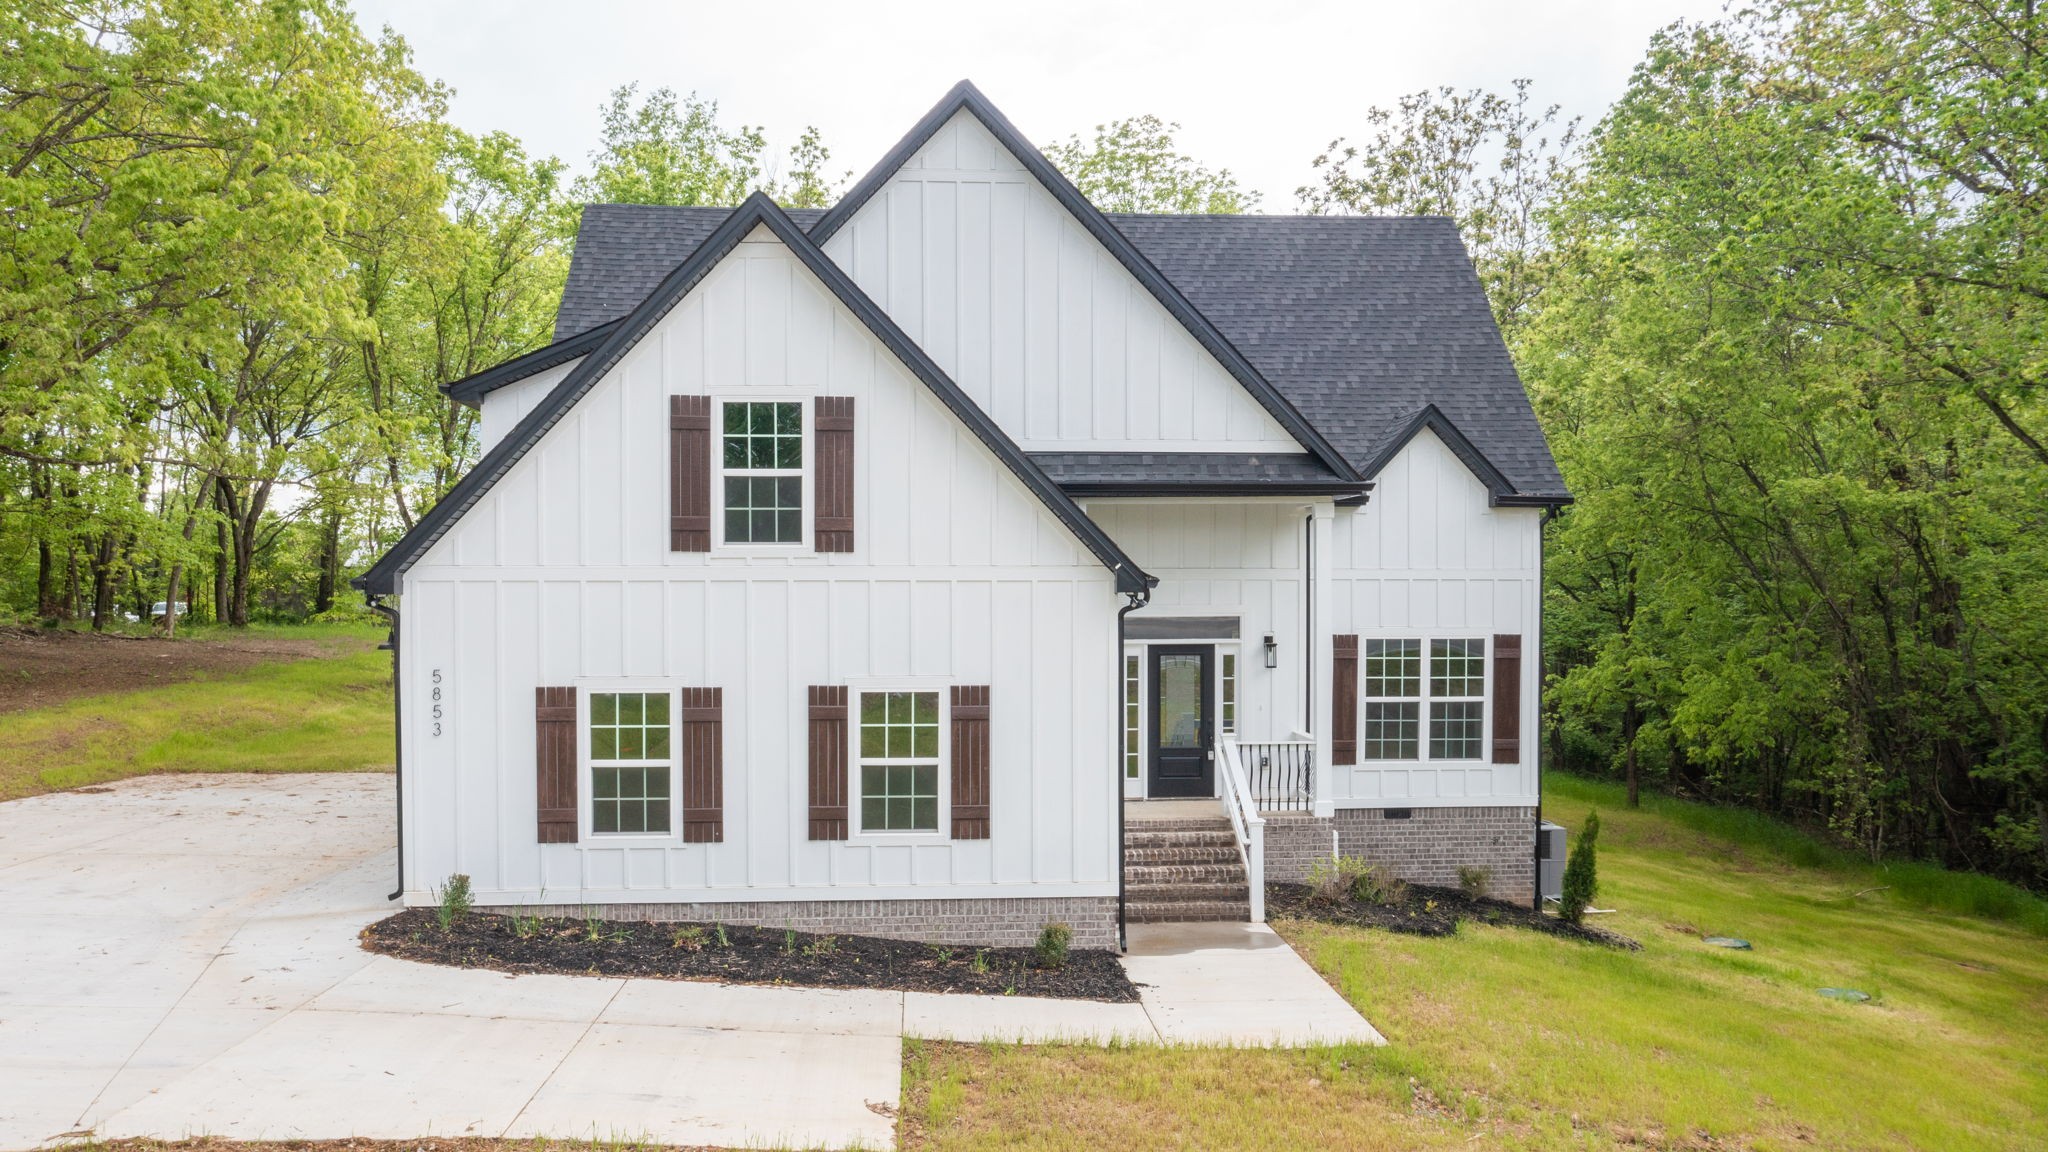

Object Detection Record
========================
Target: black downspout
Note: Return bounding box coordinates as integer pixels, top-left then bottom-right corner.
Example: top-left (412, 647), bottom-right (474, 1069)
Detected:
top-left (1116, 581), bottom-right (1150, 952)
top-left (1533, 505), bottom-right (1560, 912)
top-left (366, 592), bottom-right (403, 902)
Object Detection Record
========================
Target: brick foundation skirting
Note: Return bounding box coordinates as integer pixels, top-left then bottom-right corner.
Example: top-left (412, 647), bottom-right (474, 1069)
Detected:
top-left (1265, 806), bottom-right (1536, 904)
top-left (502, 895), bottom-right (1119, 950)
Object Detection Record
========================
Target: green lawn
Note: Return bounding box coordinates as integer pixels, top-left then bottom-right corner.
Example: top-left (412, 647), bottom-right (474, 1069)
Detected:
top-left (0, 623), bottom-right (393, 800)
top-left (902, 773), bottom-right (2048, 1151)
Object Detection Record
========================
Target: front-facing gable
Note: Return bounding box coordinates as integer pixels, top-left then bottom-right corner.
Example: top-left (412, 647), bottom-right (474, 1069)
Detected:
top-left (810, 84), bottom-right (1358, 473)
top-left (357, 194), bottom-right (1153, 596)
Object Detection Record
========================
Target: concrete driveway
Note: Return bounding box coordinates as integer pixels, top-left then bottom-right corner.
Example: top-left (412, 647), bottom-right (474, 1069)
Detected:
top-left (1, 773), bottom-right (1377, 1151)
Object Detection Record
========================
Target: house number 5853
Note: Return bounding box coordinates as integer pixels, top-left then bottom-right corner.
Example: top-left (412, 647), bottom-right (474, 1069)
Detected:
top-left (430, 668), bottom-right (445, 737)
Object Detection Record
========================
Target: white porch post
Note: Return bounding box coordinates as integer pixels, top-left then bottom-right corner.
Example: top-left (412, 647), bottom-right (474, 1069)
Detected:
top-left (1310, 501), bottom-right (1336, 818)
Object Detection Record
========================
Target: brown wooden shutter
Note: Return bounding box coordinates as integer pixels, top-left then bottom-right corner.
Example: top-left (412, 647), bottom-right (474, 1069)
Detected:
top-left (1332, 635), bottom-right (1359, 766)
top-left (670, 395), bottom-right (711, 551)
top-left (950, 685), bottom-right (991, 839)
top-left (536, 686), bottom-right (578, 843)
top-left (814, 396), bottom-right (855, 553)
top-left (1492, 634), bottom-right (1522, 764)
top-left (680, 687), bottom-right (723, 843)
top-left (807, 685), bottom-right (849, 839)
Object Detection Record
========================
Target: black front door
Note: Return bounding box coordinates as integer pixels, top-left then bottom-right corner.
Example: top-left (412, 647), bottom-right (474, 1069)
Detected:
top-left (1148, 644), bottom-right (1215, 798)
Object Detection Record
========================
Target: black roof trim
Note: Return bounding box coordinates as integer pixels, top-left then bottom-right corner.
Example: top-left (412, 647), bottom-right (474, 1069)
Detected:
top-left (1031, 452), bottom-right (1372, 498)
top-left (1365, 404), bottom-right (1564, 508)
top-left (357, 193), bottom-right (1154, 596)
top-left (809, 80), bottom-right (1361, 484)
top-left (441, 319), bottom-right (621, 409)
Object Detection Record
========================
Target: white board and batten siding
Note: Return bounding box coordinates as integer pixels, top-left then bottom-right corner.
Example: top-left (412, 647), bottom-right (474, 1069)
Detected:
top-left (477, 357), bottom-right (583, 447)
top-left (399, 226), bottom-right (1122, 907)
top-left (1328, 427), bottom-right (1544, 808)
top-left (820, 110), bottom-right (1300, 454)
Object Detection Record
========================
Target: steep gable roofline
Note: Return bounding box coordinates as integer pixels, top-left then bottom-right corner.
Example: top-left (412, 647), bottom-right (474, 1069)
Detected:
top-left (1365, 404), bottom-right (1568, 509)
top-left (810, 80), bottom-right (1361, 483)
top-left (356, 193), bottom-right (1155, 596)
top-left (440, 318), bottom-right (622, 410)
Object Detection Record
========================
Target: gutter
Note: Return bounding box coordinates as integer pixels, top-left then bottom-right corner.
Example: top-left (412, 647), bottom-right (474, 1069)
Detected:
top-left (364, 592), bottom-right (403, 902)
top-left (1115, 582), bottom-right (1151, 952)
top-left (1533, 504), bottom-right (1562, 911)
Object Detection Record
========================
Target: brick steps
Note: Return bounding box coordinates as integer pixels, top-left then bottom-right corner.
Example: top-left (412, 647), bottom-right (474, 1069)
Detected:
top-left (1123, 816), bottom-right (1250, 924)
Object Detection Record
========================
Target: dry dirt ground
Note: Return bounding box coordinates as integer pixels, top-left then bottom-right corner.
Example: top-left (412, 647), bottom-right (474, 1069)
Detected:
top-left (0, 627), bottom-right (365, 713)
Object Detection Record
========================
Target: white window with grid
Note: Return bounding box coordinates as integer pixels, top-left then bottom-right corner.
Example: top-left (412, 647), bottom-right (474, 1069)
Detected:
top-left (1220, 651), bottom-right (1237, 736)
top-left (1429, 639), bottom-right (1486, 760)
top-left (718, 399), bottom-right (805, 546)
top-left (856, 690), bottom-right (943, 834)
top-left (588, 690), bottom-right (674, 835)
top-left (1363, 639), bottom-right (1421, 760)
top-left (1124, 655), bottom-right (1142, 780)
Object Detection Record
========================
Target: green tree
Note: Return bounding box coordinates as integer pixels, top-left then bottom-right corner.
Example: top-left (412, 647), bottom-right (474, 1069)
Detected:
top-left (572, 85), bottom-right (839, 211)
top-left (1558, 811), bottom-right (1600, 924)
top-left (1044, 115), bottom-right (1257, 214)
top-left (1299, 80), bottom-right (1579, 332)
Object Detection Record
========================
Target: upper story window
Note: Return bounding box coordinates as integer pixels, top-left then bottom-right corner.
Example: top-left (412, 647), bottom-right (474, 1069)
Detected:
top-left (721, 401), bottom-right (803, 545)
top-left (858, 690), bottom-right (940, 833)
top-left (590, 691), bottom-right (672, 834)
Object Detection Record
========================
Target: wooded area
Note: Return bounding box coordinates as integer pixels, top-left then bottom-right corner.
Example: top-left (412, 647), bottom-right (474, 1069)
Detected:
top-left (5, 0), bottom-right (2042, 888)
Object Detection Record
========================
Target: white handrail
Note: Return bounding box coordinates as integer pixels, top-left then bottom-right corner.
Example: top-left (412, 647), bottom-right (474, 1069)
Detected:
top-left (1217, 736), bottom-right (1266, 922)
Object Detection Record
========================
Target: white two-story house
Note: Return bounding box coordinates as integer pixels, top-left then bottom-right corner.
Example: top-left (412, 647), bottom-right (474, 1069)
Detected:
top-left (355, 81), bottom-right (1570, 949)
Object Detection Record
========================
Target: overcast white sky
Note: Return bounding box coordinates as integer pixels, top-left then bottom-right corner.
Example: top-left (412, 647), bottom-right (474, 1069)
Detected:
top-left (346, 0), bottom-right (1730, 208)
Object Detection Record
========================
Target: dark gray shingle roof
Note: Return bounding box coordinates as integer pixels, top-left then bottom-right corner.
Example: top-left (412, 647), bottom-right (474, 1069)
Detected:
top-left (553, 206), bottom-right (1565, 500)
top-left (1107, 213), bottom-right (1566, 499)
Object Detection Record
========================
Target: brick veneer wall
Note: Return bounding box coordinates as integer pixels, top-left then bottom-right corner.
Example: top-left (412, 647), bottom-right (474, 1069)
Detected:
top-left (521, 896), bottom-right (1119, 949)
top-left (1265, 806), bottom-right (1536, 904)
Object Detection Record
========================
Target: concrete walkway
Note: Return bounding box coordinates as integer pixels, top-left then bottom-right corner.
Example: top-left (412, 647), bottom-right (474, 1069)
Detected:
top-left (0, 774), bottom-right (1377, 1151)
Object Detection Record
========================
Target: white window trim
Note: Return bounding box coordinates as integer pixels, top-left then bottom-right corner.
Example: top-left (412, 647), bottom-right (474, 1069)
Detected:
top-left (579, 683), bottom-right (680, 843)
top-left (1357, 636), bottom-right (1490, 766)
top-left (846, 682), bottom-right (951, 844)
top-left (712, 395), bottom-right (812, 553)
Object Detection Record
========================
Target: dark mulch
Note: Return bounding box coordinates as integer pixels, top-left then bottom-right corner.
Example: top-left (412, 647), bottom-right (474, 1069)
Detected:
top-left (362, 907), bottom-right (1140, 1001)
top-left (1268, 882), bottom-right (1642, 950)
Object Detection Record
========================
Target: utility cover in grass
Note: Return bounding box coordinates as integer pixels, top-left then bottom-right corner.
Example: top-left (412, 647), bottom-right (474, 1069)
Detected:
top-left (1703, 936), bottom-right (1752, 949)
top-left (1819, 987), bottom-right (1872, 1002)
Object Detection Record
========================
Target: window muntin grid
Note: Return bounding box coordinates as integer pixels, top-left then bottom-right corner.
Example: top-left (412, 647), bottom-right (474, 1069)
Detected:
top-left (590, 691), bottom-right (672, 835)
top-left (1428, 638), bottom-right (1486, 760)
top-left (858, 691), bottom-right (940, 832)
top-left (1358, 638), bottom-right (1487, 762)
top-left (721, 401), bottom-right (802, 544)
top-left (1363, 639), bottom-right (1421, 759)
top-left (1124, 655), bottom-right (1141, 779)
top-left (1220, 652), bottom-right (1237, 736)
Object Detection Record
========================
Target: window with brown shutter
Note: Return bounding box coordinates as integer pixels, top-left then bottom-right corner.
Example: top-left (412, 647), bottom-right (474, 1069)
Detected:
top-left (807, 685), bottom-right (849, 839)
top-left (680, 687), bottom-right (723, 843)
top-left (950, 685), bottom-right (991, 839)
top-left (1492, 634), bottom-right (1522, 764)
top-left (536, 686), bottom-right (578, 843)
top-left (814, 396), bottom-right (854, 552)
top-left (670, 395), bottom-right (711, 551)
top-left (1332, 635), bottom-right (1359, 766)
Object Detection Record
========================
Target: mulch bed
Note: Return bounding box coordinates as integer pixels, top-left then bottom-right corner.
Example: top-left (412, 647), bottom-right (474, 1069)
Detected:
top-left (363, 907), bottom-right (1140, 1001)
top-left (1268, 881), bottom-right (1642, 950)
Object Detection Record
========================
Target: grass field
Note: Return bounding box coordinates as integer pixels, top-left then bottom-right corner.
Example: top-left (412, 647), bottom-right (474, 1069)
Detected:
top-left (900, 773), bottom-right (2048, 1151)
top-left (0, 622), bottom-right (393, 801)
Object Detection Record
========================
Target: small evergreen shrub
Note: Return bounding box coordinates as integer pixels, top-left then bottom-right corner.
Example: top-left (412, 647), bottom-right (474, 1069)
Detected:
top-left (432, 874), bottom-right (473, 932)
top-left (1559, 810), bottom-right (1601, 924)
top-left (1457, 865), bottom-right (1493, 900)
top-left (1034, 922), bottom-right (1073, 969)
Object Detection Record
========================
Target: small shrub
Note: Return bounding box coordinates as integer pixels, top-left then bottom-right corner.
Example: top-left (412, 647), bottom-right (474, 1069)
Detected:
top-left (782, 928), bottom-right (797, 955)
top-left (970, 948), bottom-right (990, 975)
top-left (1306, 856), bottom-right (1407, 906)
top-left (670, 925), bottom-right (706, 952)
top-left (714, 921), bottom-right (730, 948)
top-left (1457, 866), bottom-right (1493, 900)
top-left (1034, 922), bottom-right (1073, 969)
top-left (432, 874), bottom-right (473, 932)
top-left (1559, 810), bottom-right (1601, 924)
top-left (803, 934), bottom-right (839, 958)
top-left (931, 944), bottom-right (956, 964)
top-left (510, 908), bottom-right (542, 940)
